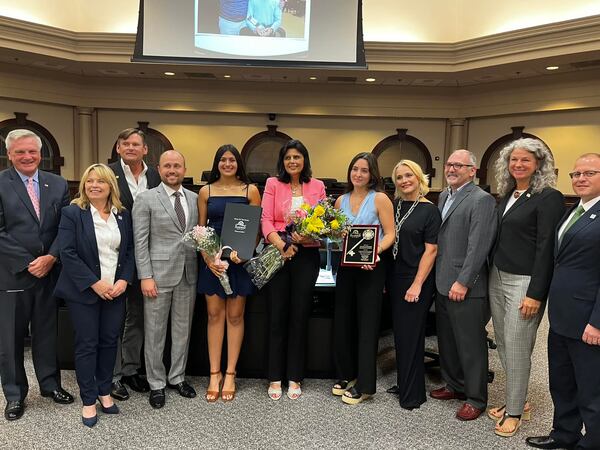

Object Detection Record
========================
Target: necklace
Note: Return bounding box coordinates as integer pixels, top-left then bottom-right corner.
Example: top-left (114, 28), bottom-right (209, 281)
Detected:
top-left (392, 194), bottom-right (422, 260)
top-left (291, 183), bottom-right (302, 195)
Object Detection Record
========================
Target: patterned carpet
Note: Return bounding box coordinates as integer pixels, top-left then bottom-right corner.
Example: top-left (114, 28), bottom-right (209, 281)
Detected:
top-left (0, 316), bottom-right (554, 449)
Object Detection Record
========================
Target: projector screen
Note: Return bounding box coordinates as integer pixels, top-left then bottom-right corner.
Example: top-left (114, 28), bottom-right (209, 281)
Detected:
top-left (133, 0), bottom-right (366, 67)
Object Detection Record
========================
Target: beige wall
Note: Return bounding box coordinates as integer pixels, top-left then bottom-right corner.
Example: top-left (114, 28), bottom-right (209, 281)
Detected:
top-left (3, 70), bottom-right (600, 194)
top-left (97, 109), bottom-right (447, 188)
top-left (468, 108), bottom-right (600, 193)
top-left (0, 99), bottom-right (76, 179)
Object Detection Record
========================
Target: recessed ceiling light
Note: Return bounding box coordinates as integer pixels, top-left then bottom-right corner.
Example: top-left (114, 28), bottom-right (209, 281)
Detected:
top-left (223, 74), bottom-right (231, 78)
top-left (309, 76), bottom-right (317, 80)
top-left (164, 71), bottom-right (176, 76)
top-left (546, 66), bottom-right (559, 71)
top-left (365, 77), bottom-right (376, 82)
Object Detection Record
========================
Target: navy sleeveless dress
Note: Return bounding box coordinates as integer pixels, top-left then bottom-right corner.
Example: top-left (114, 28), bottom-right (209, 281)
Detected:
top-left (197, 191), bottom-right (256, 298)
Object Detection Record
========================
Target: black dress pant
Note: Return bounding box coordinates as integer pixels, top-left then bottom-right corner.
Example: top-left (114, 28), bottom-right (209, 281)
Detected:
top-left (66, 297), bottom-right (125, 406)
top-left (266, 246), bottom-right (320, 382)
top-left (333, 261), bottom-right (386, 395)
top-left (548, 329), bottom-right (600, 450)
top-left (435, 292), bottom-right (489, 410)
top-left (390, 274), bottom-right (435, 408)
top-left (0, 277), bottom-right (60, 402)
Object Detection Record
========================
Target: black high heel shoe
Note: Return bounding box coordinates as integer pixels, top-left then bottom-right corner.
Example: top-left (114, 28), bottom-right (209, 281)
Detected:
top-left (97, 397), bottom-right (120, 414)
top-left (81, 414), bottom-right (98, 428)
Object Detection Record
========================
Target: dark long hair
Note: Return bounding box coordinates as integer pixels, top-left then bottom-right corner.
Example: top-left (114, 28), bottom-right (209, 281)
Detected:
top-left (207, 144), bottom-right (250, 184)
top-left (276, 139), bottom-right (312, 184)
top-left (345, 152), bottom-right (383, 193)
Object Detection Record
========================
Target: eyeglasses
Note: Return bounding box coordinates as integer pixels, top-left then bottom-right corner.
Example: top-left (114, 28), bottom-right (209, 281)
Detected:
top-left (568, 170), bottom-right (600, 179)
top-left (445, 163), bottom-right (473, 170)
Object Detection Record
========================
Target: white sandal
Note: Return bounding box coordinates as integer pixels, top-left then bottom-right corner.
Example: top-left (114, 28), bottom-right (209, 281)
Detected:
top-left (268, 381), bottom-right (282, 401)
top-left (287, 381), bottom-right (302, 400)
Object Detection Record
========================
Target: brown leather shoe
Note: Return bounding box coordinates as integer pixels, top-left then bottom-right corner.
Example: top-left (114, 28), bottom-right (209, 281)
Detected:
top-left (456, 402), bottom-right (483, 421)
top-left (429, 386), bottom-right (467, 401)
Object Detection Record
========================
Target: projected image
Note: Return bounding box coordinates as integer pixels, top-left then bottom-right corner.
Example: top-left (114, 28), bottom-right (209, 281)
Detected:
top-left (195, 0), bottom-right (311, 57)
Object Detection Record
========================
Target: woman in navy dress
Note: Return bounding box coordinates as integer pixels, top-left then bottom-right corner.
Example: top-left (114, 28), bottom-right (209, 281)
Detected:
top-left (197, 144), bottom-right (261, 402)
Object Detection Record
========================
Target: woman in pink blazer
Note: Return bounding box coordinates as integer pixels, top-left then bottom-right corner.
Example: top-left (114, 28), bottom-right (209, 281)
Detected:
top-left (261, 139), bottom-right (326, 401)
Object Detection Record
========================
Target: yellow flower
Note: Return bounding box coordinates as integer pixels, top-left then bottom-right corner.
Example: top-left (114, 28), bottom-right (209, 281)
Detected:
top-left (306, 224), bottom-right (318, 234)
top-left (301, 203), bottom-right (311, 211)
top-left (313, 205), bottom-right (325, 217)
top-left (308, 215), bottom-right (324, 230)
top-left (330, 220), bottom-right (340, 230)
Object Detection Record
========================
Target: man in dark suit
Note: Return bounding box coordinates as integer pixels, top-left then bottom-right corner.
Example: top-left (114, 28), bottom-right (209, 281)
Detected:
top-left (430, 149), bottom-right (496, 421)
top-left (108, 128), bottom-right (161, 400)
top-left (0, 129), bottom-right (74, 421)
top-left (526, 153), bottom-right (600, 450)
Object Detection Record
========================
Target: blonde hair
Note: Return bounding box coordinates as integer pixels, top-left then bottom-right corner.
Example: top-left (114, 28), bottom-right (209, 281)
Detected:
top-left (72, 164), bottom-right (123, 212)
top-left (392, 159), bottom-right (430, 199)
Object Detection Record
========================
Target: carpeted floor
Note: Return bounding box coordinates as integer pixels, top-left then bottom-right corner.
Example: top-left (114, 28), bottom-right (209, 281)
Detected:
top-left (0, 316), bottom-right (553, 449)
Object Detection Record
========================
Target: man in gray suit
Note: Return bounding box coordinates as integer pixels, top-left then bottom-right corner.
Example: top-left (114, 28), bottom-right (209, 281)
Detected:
top-left (430, 149), bottom-right (496, 421)
top-left (132, 150), bottom-right (198, 409)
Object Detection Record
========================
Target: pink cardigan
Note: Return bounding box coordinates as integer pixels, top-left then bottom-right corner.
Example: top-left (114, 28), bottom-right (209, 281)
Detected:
top-left (261, 177), bottom-right (326, 240)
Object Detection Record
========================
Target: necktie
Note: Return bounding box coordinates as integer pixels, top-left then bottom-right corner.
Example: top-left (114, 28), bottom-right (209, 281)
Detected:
top-left (559, 205), bottom-right (585, 243)
top-left (173, 191), bottom-right (186, 230)
top-left (27, 177), bottom-right (40, 219)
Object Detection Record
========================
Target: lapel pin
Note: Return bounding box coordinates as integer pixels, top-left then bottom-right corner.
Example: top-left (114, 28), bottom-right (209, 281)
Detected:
top-left (44, 184), bottom-right (49, 187)
top-left (526, 193), bottom-right (531, 198)
top-left (591, 214), bottom-right (597, 219)
top-left (115, 175), bottom-right (119, 179)
top-left (117, 215), bottom-right (123, 220)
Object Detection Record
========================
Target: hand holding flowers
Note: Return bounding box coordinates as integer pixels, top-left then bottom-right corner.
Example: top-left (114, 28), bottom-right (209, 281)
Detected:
top-left (184, 225), bottom-right (233, 295)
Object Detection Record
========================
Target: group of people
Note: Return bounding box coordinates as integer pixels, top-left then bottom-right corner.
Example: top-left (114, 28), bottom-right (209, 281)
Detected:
top-left (219, 0), bottom-right (286, 37)
top-left (1, 127), bottom-right (599, 449)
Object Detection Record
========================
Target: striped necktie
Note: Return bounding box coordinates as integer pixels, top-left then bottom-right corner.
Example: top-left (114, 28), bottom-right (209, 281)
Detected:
top-left (173, 191), bottom-right (186, 231)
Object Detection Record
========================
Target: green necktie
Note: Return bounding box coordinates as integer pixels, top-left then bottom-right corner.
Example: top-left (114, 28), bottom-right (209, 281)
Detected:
top-left (559, 205), bottom-right (585, 243)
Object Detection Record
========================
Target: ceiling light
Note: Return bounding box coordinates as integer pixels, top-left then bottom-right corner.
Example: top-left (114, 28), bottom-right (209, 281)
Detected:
top-left (164, 71), bottom-right (175, 76)
top-left (365, 77), bottom-right (376, 82)
top-left (309, 76), bottom-right (317, 80)
top-left (223, 74), bottom-right (231, 78)
top-left (545, 66), bottom-right (559, 71)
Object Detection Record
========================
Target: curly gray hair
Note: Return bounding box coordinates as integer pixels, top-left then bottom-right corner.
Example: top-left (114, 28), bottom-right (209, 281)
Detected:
top-left (494, 138), bottom-right (556, 196)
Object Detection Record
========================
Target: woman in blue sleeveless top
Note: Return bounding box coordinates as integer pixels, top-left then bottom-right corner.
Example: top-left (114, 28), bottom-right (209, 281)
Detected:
top-left (197, 145), bottom-right (261, 402)
top-left (332, 152), bottom-right (395, 404)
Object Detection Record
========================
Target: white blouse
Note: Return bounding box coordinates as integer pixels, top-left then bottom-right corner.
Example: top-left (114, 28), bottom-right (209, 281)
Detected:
top-left (90, 205), bottom-right (121, 285)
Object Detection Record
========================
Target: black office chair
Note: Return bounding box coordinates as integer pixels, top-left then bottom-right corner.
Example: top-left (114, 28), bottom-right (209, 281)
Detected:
top-left (200, 170), bottom-right (211, 182)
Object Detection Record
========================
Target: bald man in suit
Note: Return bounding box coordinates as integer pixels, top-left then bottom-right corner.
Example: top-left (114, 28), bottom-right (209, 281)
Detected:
top-left (527, 153), bottom-right (600, 450)
top-left (133, 150), bottom-right (198, 409)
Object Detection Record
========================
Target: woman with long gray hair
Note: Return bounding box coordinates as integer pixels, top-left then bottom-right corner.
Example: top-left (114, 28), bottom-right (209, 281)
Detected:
top-left (488, 138), bottom-right (565, 437)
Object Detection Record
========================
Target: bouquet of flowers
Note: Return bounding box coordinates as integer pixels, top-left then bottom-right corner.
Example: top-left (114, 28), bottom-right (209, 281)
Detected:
top-left (184, 225), bottom-right (233, 295)
top-left (243, 244), bottom-right (286, 290)
top-left (289, 197), bottom-right (350, 241)
top-left (244, 197), bottom-right (350, 290)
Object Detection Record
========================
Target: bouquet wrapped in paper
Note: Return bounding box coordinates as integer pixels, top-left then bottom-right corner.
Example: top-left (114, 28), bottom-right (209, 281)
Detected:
top-left (289, 197), bottom-right (350, 241)
top-left (243, 244), bottom-right (286, 290)
top-left (245, 198), bottom-right (350, 290)
top-left (184, 225), bottom-right (233, 295)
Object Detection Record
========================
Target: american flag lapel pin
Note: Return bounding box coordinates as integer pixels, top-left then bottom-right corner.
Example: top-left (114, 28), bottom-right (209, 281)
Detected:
top-left (591, 214), bottom-right (597, 219)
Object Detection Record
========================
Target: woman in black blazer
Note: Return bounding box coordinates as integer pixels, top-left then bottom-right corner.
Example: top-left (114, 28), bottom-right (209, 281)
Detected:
top-left (55, 164), bottom-right (134, 427)
top-left (488, 139), bottom-right (564, 437)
